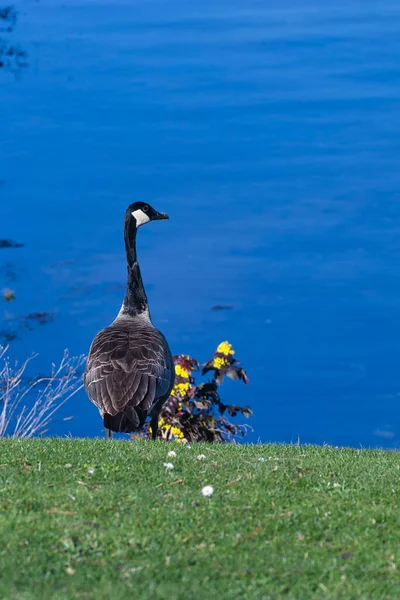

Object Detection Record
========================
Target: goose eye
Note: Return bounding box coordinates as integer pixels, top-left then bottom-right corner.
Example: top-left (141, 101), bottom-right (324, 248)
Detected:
top-left (142, 205), bottom-right (149, 213)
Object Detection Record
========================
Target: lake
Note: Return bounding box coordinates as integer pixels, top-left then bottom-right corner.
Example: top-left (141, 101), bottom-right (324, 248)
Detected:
top-left (1, 0), bottom-right (400, 447)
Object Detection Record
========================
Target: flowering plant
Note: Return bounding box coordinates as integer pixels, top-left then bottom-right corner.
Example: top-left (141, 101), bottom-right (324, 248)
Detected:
top-left (145, 341), bottom-right (251, 443)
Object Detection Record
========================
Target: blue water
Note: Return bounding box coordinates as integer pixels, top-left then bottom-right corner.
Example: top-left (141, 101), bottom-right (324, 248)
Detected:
top-left (1, 0), bottom-right (400, 447)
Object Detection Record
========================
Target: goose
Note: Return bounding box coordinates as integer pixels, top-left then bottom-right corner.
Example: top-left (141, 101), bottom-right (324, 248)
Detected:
top-left (84, 202), bottom-right (175, 440)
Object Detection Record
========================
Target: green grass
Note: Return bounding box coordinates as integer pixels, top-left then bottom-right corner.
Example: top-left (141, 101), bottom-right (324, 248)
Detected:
top-left (0, 439), bottom-right (399, 600)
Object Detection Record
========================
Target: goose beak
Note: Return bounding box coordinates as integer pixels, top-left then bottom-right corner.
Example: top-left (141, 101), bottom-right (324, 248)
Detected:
top-left (154, 211), bottom-right (169, 220)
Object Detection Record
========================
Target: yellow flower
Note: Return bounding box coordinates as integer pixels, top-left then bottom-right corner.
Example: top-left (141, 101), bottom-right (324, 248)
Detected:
top-left (149, 418), bottom-right (184, 440)
top-left (173, 382), bottom-right (191, 397)
top-left (212, 356), bottom-right (229, 369)
top-left (149, 417), bottom-right (167, 435)
top-left (171, 426), bottom-right (184, 439)
top-left (217, 341), bottom-right (235, 356)
top-left (175, 364), bottom-right (190, 379)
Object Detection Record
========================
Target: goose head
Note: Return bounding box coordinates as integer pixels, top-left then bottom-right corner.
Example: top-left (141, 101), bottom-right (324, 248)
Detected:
top-left (127, 202), bottom-right (169, 228)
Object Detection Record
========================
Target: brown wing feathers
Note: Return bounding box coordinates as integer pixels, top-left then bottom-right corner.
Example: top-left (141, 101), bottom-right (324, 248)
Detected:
top-left (84, 320), bottom-right (174, 432)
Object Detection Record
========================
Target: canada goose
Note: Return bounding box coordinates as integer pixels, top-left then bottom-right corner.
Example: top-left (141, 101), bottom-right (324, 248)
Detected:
top-left (84, 202), bottom-right (175, 440)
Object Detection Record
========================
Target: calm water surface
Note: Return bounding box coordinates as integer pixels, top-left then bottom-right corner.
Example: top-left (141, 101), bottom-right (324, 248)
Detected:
top-left (1, 0), bottom-right (400, 446)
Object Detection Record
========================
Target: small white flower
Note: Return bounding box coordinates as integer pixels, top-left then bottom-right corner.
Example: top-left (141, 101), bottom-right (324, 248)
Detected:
top-left (258, 457), bottom-right (265, 462)
top-left (167, 450), bottom-right (177, 458)
top-left (163, 462), bottom-right (174, 470)
top-left (197, 454), bottom-right (206, 460)
top-left (201, 485), bottom-right (214, 497)
top-left (88, 468), bottom-right (95, 475)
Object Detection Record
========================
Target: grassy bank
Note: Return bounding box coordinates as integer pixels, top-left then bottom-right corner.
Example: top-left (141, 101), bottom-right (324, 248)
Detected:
top-left (0, 439), bottom-right (399, 599)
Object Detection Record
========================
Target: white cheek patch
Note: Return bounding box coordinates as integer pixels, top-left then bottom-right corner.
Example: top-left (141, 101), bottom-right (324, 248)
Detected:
top-left (131, 209), bottom-right (150, 227)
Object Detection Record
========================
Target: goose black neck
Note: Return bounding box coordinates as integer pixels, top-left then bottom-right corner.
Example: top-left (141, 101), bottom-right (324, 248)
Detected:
top-left (121, 215), bottom-right (149, 318)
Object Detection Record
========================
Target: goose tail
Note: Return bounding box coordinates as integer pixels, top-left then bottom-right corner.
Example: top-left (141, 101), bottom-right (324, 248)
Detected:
top-left (103, 406), bottom-right (143, 433)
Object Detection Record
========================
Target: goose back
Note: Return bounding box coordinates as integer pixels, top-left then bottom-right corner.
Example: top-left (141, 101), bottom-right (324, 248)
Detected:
top-left (84, 315), bottom-right (175, 430)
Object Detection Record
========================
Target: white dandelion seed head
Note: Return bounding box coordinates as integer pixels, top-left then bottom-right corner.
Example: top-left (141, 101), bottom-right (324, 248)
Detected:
top-left (88, 468), bottom-right (95, 475)
top-left (197, 454), bottom-right (206, 460)
top-left (163, 462), bottom-right (174, 470)
top-left (201, 485), bottom-right (214, 497)
top-left (167, 450), bottom-right (177, 458)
